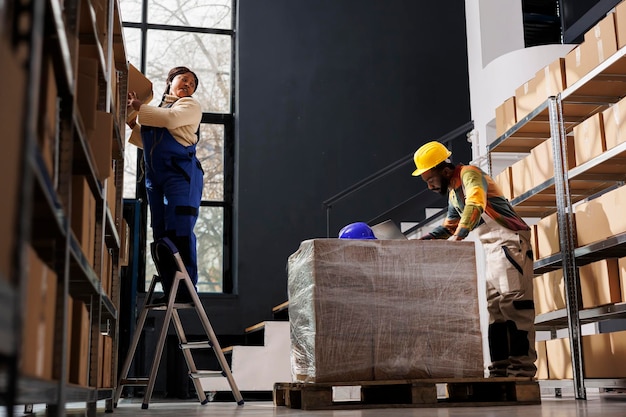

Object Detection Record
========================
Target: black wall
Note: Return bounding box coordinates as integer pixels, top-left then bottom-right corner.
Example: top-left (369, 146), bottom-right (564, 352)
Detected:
top-left (205, 0), bottom-right (472, 335)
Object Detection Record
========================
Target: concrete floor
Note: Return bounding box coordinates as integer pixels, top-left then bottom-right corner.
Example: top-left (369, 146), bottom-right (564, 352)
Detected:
top-left (47, 391), bottom-right (626, 417)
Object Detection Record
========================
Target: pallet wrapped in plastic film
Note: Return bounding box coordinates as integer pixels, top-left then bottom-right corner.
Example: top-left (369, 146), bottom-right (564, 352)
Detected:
top-left (287, 239), bottom-right (484, 383)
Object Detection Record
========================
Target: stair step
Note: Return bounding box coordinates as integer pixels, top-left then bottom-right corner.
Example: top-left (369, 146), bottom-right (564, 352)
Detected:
top-left (190, 370), bottom-right (225, 379)
top-left (272, 301), bottom-right (289, 320)
top-left (180, 341), bottom-right (212, 350)
top-left (119, 378), bottom-right (149, 386)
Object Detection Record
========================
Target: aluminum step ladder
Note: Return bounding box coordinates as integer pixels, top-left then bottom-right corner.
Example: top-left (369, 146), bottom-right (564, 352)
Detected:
top-left (114, 238), bottom-right (244, 409)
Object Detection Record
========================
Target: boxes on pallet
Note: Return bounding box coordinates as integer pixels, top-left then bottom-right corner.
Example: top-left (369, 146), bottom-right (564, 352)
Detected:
top-left (565, 12), bottom-right (618, 88)
top-left (573, 112), bottom-right (606, 166)
top-left (603, 97), bottom-right (626, 151)
top-left (575, 184), bottom-right (626, 246)
top-left (578, 258), bottom-right (622, 309)
top-left (495, 96), bottom-right (517, 137)
top-left (287, 239), bottom-right (483, 383)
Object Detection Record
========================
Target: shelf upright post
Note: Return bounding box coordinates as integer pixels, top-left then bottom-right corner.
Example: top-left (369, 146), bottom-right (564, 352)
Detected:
top-left (548, 95), bottom-right (585, 400)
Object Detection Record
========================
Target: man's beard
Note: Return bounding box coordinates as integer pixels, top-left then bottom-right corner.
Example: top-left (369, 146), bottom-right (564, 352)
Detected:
top-left (438, 176), bottom-right (450, 196)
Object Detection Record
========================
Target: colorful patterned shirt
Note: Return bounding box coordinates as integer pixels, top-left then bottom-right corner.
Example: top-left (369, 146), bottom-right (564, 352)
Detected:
top-left (427, 165), bottom-right (529, 239)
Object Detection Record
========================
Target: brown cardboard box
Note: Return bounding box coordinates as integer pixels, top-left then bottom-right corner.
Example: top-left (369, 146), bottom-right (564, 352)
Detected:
top-left (528, 137), bottom-right (576, 189)
top-left (573, 112), bottom-right (606, 166)
top-left (575, 184), bottom-right (626, 246)
top-left (582, 331), bottom-right (626, 378)
top-left (493, 166), bottom-right (513, 201)
top-left (287, 239), bottom-right (483, 382)
top-left (495, 96), bottom-right (517, 137)
top-left (88, 111), bottom-right (114, 182)
top-left (545, 269), bottom-right (566, 310)
top-left (21, 245), bottom-right (57, 380)
top-left (546, 338), bottom-right (572, 380)
top-left (616, 0), bottom-right (626, 49)
top-left (105, 176), bottom-right (118, 223)
top-left (510, 155), bottom-right (533, 198)
top-left (120, 218), bottom-right (130, 267)
top-left (535, 212), bottom-right (561, 259)
top-left (126, 64), bottom-right (154, 123)
top-left (515, 76), bottom-right (540, 120)
top-left (77, 58), bottom-right (99, 131)
top-left (530, 224), bottom-right (538, 261)
top-left (535, 57), bottom-right (567, 100)
top-left (71, 176), bottom-right (97, 265)
top-left (533, 274), bottom-right (551, 315)
top-left (579, 258), bottom-right (621, 309)
top-left (38, 59), bottom-right (58, 181)
top-left (69, 299), bottom-right (91, 386)
top-left (535, 341), bottom-right (549, 380)
top-left (100, 335), bottom-right (113, 387)
top-left (565, 13), bottom-right (618, 87)
top-left (618, 256), bottom-right (626, 303)
top-left (603, 98), bottom-right (626, 151)
top-left (547, 333), bottom-right (626, 379)
top-left (0, 40), bottom-right (25, 279)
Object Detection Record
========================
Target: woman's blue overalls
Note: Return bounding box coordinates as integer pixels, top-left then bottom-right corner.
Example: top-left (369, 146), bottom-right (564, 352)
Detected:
top-left (141, 123), bottom-right (203, 297)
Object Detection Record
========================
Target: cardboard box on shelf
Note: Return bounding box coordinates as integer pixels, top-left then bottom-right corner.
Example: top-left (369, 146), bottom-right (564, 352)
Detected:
top-left (546, 337), bottom-right (572, 380)
top-left (572, 112), bottom-right (606, 166)
top-left (493, 166), bottom-right (513, 201)
top-left (618, 256), bottom-right (626, 303)
top-left (616, 0), bottom-right (626, 49)
top-left (535, 212), bottom-right (561, 259)
top-left (535, 340), bottom-right (549, 380)
top-left (87, 111), bottom-right (114, 182)
top-left (533, 274), bottom-right (551, 315)
top-left (287, 239), bottom-right (483, 383)
top-left (77, 57), bottom-right (99, 131)
top-left (0, 40), bottom-right (26, 279)
top-left (535, 57), bottom-right (567, 100)
top-left (579, 258), bottom-right (621, 309)
top-left (21, 245), bottom-right (57, 380)
top-left (528, 137), bottom-right (576, 189)
top-left (565, 12), bottom-right (618, 88)
top-left (545, 268), bottom-right (566, 311)
top-left (68, 299), bottom-right (91, 386)
top-left (575, 184), bottom-right (626, 246)
top-left (582, 331), bottom-right (626, 378)
top-left (510, 155), bottom-right (533, 199)
top-left (71, 176), bottom-right (97, 265)
top-left (515, 76), bottom-right (541, 120)
top-left (602, 98), bottom-right (626, 151)
top-left (495, 96), bottom-right (517, 137)
top-left (126, 64), bottom-right (153, 123)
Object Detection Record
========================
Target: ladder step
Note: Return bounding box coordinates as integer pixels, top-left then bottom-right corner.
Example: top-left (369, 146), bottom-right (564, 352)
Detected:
top-left (190, 370), bottom-right (226, 379)
top-left (120, 378), bottom-right (150, 386)
top-left (180, 341), bottom-right (212, 350)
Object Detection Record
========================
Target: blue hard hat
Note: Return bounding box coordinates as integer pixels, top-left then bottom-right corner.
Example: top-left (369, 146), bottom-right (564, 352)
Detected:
top-left (338, 222), bottom-right (377, 239)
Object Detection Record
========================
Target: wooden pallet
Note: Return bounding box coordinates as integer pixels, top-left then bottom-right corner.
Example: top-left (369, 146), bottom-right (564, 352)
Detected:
top-left (274, 377), bottom-right (541, 410)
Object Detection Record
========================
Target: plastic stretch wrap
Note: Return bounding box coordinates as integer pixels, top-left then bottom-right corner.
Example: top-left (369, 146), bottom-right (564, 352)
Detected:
top-left (287, 239), bottom-right (484, 383)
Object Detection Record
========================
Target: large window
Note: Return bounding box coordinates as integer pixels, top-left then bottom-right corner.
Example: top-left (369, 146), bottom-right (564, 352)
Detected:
top-left (121, 0), bottom-right (235, 293)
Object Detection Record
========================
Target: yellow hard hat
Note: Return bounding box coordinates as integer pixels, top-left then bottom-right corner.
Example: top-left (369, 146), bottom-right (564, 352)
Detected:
top-left (411, 141), bottom-right (452, 176)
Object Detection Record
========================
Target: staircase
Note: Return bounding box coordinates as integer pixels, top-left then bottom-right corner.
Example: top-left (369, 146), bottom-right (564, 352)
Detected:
top-left (200, 302), bottom-right (291, 393)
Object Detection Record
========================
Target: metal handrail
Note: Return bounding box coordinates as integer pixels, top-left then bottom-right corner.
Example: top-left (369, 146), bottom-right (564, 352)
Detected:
top-left (323, 121), bottom-right (474, 237)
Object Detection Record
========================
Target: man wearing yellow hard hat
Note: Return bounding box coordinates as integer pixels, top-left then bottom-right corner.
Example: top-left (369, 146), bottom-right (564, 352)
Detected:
top-left (413, 141), bottom-right (536, 378)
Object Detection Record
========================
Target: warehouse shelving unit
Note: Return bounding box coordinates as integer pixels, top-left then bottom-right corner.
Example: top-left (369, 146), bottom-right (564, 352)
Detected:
top-left (488, 43), bottom-right (626, 400)
top-left (0, 1), bottom-right (127, 416)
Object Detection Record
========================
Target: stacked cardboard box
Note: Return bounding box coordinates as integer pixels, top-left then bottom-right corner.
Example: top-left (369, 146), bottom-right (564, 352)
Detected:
top-left (287, 239), bottom-right (483, 383)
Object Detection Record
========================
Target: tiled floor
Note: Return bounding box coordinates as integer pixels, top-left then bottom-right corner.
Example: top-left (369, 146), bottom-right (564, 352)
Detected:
top-left (53, 391), bottom-right (626, 417)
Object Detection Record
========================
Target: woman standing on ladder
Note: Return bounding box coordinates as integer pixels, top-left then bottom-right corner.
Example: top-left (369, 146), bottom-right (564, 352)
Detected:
top-left (127, 66), bottom-right (203, 302)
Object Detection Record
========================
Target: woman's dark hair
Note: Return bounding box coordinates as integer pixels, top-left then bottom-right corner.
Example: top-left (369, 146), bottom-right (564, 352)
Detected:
top-left (160, 66), bottom-right (199, 103)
